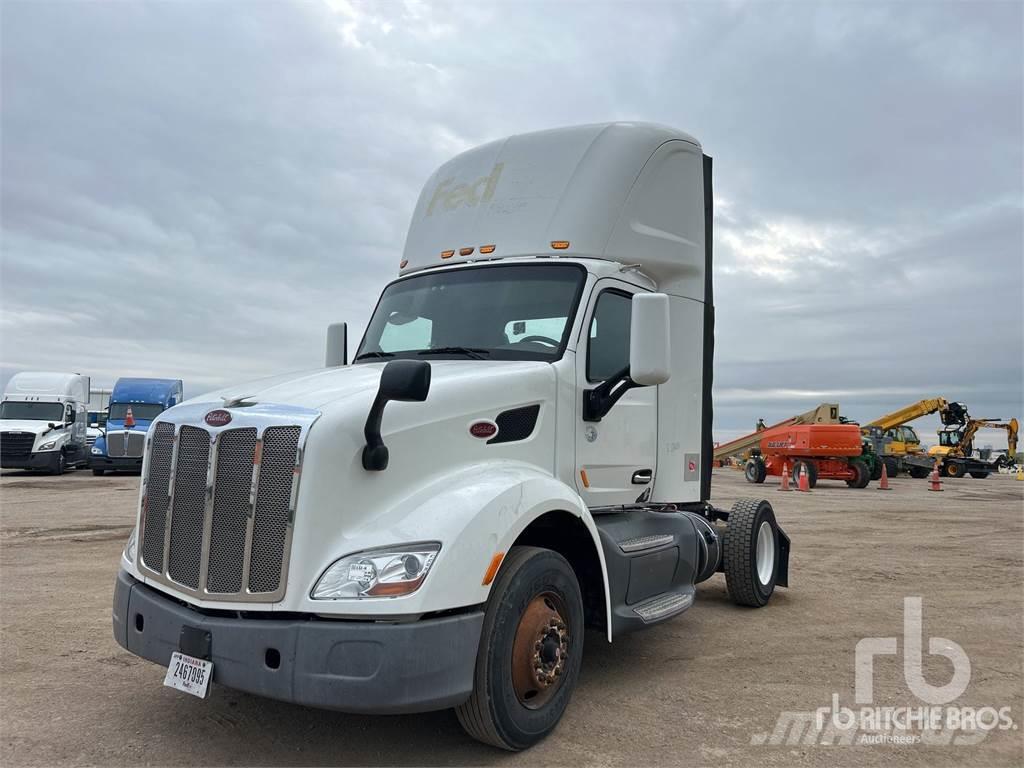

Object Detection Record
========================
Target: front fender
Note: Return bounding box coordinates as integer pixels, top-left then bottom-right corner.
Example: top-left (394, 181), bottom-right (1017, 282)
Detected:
top-left (309, 461), bottom-right (612, 634)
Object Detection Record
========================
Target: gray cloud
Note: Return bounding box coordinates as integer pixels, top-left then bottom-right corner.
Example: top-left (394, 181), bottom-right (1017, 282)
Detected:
top-left (1, 1), bottom-right (1021, 445)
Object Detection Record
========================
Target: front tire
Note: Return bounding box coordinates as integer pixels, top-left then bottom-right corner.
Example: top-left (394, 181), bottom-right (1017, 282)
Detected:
top-left (745, 458), bottom-right (767, 484)
top-left (909, 466), bottom-right (930, 479)
top-left (92, 468), bottom-right (105, 476)
top-left (969, 471), bottom-right (989, 479)
top-left (723, 499), bottom-right (780, 607)
top-left (792, 460), bottom-right (818, 488)
top-left (456, 546), bottom-right (584, 751)
top-left (945, 462), bottom-right (965, 478)
top-left (50, 451), bottom-right (66, 476)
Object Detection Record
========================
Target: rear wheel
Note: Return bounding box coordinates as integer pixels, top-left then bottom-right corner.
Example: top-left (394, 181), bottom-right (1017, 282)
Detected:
top-left (723, 499), bottom-right (780, 607)
top-left (883, 457), bottom-right (900, 478)
top-left (909, 466), bottom-right (930, 479)
top-left (945, 462), bottom-right (965, 478)
top-left (869, 459), bottom-right (883, 481)
top-left (92, 468), bottom-right (105, 476)
top-left (968, 471), bottom-right (989, 479)
top-left (792, 460), bottom-right (818, 488)
top-left (456, 546), bottom-right (583, 751)
top-left (745, 458), bottom-right (767, 484)
top-left (846, 458), bottom-right (870, 488)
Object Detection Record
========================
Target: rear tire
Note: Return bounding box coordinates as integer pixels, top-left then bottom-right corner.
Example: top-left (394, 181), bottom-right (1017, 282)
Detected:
top-left (909, 466), bottom-right (930, 479)
top-left (945, 462), bottom-right (965, 478)
top-left (745, 458), bottom-right (767, 484)
top-left (792, 460), bottom-right (817, 488)
top-left (92, 468), bottom-right (105, 476)
top-left (968, 471), bottom-right (989, 479)
top-left (456, 546), bottom-right (584, 751)
top-left (883, 457), bottom-right (900, 478)
top-left (846, 458), bottom-right (870, 488)
top-left (724, 499), bottom-right (780, 607)
top-left (870, 460), bottom-right (882, 481)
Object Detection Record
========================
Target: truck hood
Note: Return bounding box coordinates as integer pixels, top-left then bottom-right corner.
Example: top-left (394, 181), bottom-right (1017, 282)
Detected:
top-left (186, 360), bottom-right (552, 412)
top-left (0, 420), bottom-right (63, 437)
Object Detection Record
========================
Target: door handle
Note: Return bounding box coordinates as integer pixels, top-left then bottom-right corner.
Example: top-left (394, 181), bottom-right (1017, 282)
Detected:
top-left (632, 469), bottom-right (653, 485)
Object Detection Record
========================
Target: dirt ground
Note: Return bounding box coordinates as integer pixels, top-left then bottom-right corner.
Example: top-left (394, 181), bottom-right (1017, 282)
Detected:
top-left (1, 466), bottom-right (1022, 767)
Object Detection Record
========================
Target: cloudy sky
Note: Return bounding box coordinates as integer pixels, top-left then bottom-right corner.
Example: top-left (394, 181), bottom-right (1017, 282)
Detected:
top-left (1, 0), bottom-right (1021, 444)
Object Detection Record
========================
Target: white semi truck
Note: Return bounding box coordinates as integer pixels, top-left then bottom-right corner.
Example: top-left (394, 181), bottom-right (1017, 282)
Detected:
top-left (113, 123), bottom-right (791, 749)
top-left (1, 371), bottom-right (91, 474)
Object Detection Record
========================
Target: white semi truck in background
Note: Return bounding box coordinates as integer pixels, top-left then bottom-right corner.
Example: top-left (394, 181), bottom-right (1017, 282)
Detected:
top-left (113, 123), bottom-right (791, 750)
top-left (1, 371), bottom-right (91, 474)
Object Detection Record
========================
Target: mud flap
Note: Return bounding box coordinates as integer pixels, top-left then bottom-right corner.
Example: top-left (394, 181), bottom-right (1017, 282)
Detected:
top-left (775, 524), bottom-right (790, 588)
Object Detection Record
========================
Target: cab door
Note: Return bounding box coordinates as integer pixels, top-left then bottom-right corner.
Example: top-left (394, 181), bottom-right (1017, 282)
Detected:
top-left (575, 281), bottom-right (658, 507)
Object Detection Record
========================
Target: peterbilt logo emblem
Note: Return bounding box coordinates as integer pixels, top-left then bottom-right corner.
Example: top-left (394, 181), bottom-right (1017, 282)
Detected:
top-left (204, 410), bottom-right (232, 427)
top-left (469, 421), bottom-right (498, 439)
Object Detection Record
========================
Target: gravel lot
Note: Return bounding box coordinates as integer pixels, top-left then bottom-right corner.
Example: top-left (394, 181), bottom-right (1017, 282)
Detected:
top-left (1, 466), bottom-right (1021, 767)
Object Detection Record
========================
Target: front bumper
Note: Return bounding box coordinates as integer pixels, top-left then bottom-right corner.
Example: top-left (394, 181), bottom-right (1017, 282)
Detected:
top-left (90, 455), bottom-right (143, 471)
top-left (1, 452), bottom-right (58, 470)
top-left (112, 570), bottom-right (484, 714)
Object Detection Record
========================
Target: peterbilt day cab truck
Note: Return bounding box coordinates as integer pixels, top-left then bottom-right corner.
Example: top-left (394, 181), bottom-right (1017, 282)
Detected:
top-left (112, 123), bottom-right (791, 750)
top-left (0, 371), bottom-right (91, 474)
top-left (91, 378), bottom-right (183, 474)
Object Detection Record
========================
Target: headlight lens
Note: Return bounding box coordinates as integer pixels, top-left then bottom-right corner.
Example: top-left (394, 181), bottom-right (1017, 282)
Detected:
top-left (38, 440), bottom-right (57, 451)
top-left (312, 543), bottom-right (440, 599)
top-left (91, 446), bottom-right (103, 455)
top-left (122, 527), bottom-right (137, 563)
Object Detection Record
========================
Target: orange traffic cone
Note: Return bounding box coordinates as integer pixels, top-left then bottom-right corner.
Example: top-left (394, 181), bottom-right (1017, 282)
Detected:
top-left (878, 462), bottom-right (891, 490)
top-left (797, 464), bottom-right (811, 492)
top-left (779, 462), bottom-right (791, 492)
top-left (124, 407), bottom-right (135, 429)
top-left (928, 464), bottom-right (943, 492)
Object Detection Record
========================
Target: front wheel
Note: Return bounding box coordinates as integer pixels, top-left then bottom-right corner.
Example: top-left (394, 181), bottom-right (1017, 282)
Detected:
top-left (909, 466), bottom-right (930, 479)
top-left (945, 462), bottom-right (965, 478)
top-left (723, 499), bottom-right (780, 607)
top-left (745, 458), bottom-right (767, 484)
top-left (92, 468), bottom-right (106, 476)
top-left (50, 451), bottom-right (66, 476)
top-left (792, 460), bottom-right (818, 488)
top-left (456, 546), bottom-right (584, 751)
top-left (969, 471), bottom-right (989, 479)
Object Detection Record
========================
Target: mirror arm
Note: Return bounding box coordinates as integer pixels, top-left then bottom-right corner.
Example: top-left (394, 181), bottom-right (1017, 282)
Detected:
top-left (583, 365), bottom-right (638, 422)
top-left (362, 391), bottom-right (391, 471)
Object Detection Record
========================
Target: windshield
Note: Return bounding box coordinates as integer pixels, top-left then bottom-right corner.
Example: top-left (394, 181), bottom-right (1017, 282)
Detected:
top-left (0, 401), bottom-right (65, 421)
top-left (356, 264), bottom-right (586, 362)
top-left (109, 403), bottom-right (165, 421)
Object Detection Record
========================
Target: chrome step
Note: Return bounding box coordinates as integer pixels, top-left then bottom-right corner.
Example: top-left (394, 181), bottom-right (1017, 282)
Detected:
top-left (633, 591), bottom-right (693, 623)
top-left (618, 533), bottom-right (674, 553)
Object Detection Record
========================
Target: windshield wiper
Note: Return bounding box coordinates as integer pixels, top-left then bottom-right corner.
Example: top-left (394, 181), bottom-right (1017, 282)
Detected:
top-left (353, 351), bottom-right (395, 362)
top-left (417, 347), bottom-right (491, 360)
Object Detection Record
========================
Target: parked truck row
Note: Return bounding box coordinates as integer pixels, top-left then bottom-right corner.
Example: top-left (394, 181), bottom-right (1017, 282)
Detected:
top-left (1, 374), bottom-right (182, 475)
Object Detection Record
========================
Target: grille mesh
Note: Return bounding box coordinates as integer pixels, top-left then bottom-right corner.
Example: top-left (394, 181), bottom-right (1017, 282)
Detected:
top-left (166, 426), bottom-right (211, 589)
top-left (248, 426), bottom-right (300, 593)
top-left (107, 431), bottom-right (147, 458)
top-left (206, 428), bottom-right (257, 593)
top-left (1, 432), bottom-right (35, 457)
top-left (488, 405), bottom-right (541, 444)
top-left (140, 423), bottom-right (175, 570)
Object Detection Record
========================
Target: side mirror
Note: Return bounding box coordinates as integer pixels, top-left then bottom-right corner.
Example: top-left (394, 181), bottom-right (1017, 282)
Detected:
top-left (362, 360), bottom-right (431, 471)
top-left (325, 322), bottom-right (348, 367)
top-left (629, 293), bottom-right (671, 386)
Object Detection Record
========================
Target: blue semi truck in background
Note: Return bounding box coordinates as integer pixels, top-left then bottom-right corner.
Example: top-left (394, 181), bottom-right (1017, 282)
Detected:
top-left (90, 378), bottom-right (183, 475)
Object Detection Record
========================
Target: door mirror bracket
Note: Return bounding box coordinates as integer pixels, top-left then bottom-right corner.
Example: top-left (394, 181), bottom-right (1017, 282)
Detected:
top-left (583, 365), bottom-right (638, 422)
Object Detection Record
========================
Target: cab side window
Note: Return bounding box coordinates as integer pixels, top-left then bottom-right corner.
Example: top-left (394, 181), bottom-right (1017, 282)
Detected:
top-left (587, 290), bottom-right (632, 382)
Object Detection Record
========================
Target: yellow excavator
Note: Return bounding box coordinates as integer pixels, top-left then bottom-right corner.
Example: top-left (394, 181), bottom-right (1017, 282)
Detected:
top-left (929, 417), bottom-right (1019, 478)
top-left (862, 398), bottom-right (1018, 478)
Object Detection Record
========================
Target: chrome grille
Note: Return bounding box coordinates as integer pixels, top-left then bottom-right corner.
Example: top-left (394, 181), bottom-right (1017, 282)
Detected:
top-left (248, 426), bottom-right (300, 593)
top-left (137, 408), bottom-right (313, 603)
top-left (206, 428), bottom-right (257, 593)
top-left (140, 423), bottom-right (175, 570)
top-left (106, 431), bottom-right (146, 458)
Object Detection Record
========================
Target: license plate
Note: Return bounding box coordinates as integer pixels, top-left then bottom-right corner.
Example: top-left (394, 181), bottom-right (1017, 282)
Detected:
top-left (163, 651), bottom-right (213, 699)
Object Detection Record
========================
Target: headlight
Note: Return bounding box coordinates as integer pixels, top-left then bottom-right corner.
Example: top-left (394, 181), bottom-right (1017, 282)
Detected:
top-left (91, 446), bottom-right (103, 455)
top-left (122, 527), bottom-right (137, 563)
top-left (312, 542), bottom-right (440, 600)
top-left (38, 440), bottom-right (57, 451)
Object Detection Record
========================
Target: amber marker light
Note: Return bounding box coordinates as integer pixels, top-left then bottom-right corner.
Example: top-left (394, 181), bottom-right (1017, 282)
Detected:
top-left (459, 247), bottom-right (474, 256)
top-left (482, 552), bottom-right (505, 586)
top-left (550, 241), bottom-right (570, 250)
top-left (479, 244), bottom-right (496, 254)
top-left (441, 250), bottom-right (455, 259)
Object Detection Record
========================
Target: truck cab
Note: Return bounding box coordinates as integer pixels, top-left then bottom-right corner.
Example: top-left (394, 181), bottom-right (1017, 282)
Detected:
top-left (91, 378), bottom-right (183, 474)
top-left (0, 371), bottom-right (91, 474)
top-left (113, 123), bottom-right (789, 749)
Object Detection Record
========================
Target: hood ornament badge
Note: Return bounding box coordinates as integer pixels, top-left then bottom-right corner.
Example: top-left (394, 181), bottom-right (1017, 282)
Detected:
top-left (221, 394), bottom-right (257, 408)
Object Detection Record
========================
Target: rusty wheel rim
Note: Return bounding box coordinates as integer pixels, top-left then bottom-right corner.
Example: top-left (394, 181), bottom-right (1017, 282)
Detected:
top-left (511, 591), bottom-right (570, 709)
